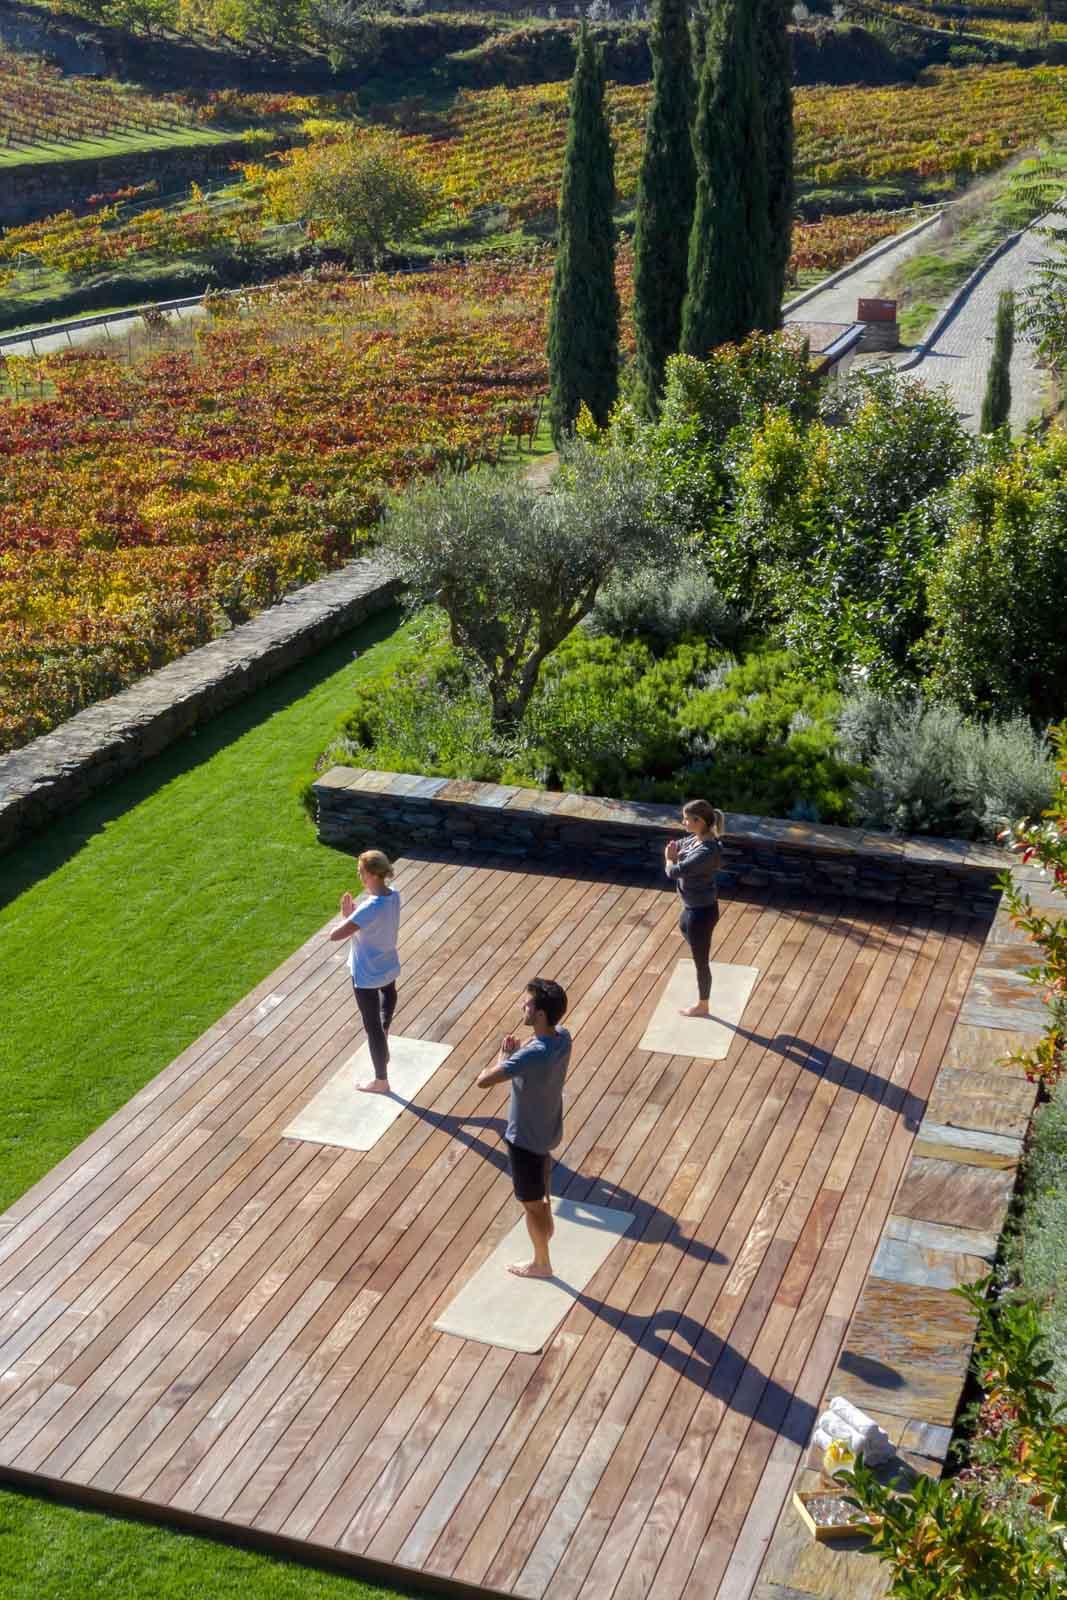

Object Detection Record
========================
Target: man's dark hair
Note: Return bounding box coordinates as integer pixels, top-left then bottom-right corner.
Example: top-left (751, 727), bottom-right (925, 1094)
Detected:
top-left (527, 977), bottom-right (568, 1027)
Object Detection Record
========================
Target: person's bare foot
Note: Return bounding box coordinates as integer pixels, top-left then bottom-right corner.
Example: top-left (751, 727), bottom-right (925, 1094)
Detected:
top-left (508, 1261), bottom-right (552, 1279)
top-left (358, 1079), bottom-right (391, 1095)
top-left (680, 1003), bottom-right (710, 1017)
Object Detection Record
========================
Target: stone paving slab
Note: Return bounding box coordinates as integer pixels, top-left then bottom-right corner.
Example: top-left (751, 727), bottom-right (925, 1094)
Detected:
top-left (912, 1120), bottom-right (1023, 1168)
top-left (925, 1065), bottom-right (1037, 1139)
top-left (870, 1235), bottom-right (990, 1291)
top-left (940, 1022), bottom-right (1041, 1079)
top-left (833, 1279), bottom-right (977, 1426)
top-left (894, 1155), bottom-right (1016, 1234)
top-left (883, 1214), bottom-right (998, 1261)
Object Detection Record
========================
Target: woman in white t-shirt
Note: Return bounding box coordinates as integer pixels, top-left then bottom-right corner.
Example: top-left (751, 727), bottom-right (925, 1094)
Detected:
top-left (329, 849), bottom-right (401, 1095)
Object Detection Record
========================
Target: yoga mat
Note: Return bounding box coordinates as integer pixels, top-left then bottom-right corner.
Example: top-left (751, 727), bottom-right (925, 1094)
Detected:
top-left (282, 1037), bottom-right (452, 1151)
top-left (433, 1197), bottom-right (635, 1354)
top-left (638, 960), bottom-right (759, 1060)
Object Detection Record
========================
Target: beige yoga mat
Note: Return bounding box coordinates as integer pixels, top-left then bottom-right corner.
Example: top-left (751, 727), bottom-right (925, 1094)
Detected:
top-left (639, 960), bottom-right (759, 1060)
top-left (433, 1197), bottom-right (635, 1354)
top-left (282, 1037), bottom-right (452, 1151)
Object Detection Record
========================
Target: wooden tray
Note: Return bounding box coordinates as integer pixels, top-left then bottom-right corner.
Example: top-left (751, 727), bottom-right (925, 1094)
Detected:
top-left (792, 1488), bottom-right (882, 1542)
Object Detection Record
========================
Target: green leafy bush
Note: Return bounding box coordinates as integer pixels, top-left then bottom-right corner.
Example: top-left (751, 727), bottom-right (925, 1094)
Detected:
top-left (1010, 1085), bottom-right (1067, 1401)
top-left (838, 691), bottom-right (1056, 838)
top-left (320, 615), bottom-right (858, 822)
top-left (922, 431), bottom-right (1067, 721)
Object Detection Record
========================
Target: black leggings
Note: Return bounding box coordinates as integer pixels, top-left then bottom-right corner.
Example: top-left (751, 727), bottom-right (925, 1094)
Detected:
top-left (353, 981), bottom-right (398, 1079)
top-left (679, 904), bottom-right (719, 1002)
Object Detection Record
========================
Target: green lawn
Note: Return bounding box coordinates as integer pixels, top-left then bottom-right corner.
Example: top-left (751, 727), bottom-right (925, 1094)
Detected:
top-left (0, 603), bottom-right (428, 1600)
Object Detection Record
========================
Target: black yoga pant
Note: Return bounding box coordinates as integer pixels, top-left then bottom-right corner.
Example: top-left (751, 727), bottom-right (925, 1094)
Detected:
top-left (353, 981), bottom-right (398, 1079)
top-left (679, 904), bottom-right (719, 1002)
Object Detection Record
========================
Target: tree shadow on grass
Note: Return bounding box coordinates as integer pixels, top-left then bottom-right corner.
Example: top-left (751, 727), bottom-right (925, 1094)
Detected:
top-left (0, 605), bottom-right (402, 913)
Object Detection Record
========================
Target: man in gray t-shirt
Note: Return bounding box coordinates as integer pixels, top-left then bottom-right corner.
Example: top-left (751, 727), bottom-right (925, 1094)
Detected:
top-left (477, 977), bottom-right (571, 1280)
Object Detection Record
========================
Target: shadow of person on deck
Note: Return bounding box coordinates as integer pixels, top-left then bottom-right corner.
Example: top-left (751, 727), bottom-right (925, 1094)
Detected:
top-left (567, 1289), bottom-right (818, 1443)
top-left (400, 1102), bottom-right (726, 1265)
top-left (697, 1018), bottom-right (925, 1132)
top-left (403, 1102), bottom-right (815, 1439)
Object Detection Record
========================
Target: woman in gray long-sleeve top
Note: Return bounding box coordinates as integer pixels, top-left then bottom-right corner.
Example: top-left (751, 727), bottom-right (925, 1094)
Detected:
top-left (664, 798), bottom-right (724, 1017)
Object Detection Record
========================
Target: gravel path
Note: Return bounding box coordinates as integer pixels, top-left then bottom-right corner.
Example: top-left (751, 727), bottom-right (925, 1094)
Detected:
top-left (899, 215), bottom-right (1066, 432)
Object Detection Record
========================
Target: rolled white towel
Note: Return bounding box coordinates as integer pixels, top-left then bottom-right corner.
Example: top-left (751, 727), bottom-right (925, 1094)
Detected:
top-left (811, 1410), bottom-right (893, 1466)
top-left (814, 1412), bottom-right (862, 1448)
top-left (827, 1396), bottom-right (893, 1464)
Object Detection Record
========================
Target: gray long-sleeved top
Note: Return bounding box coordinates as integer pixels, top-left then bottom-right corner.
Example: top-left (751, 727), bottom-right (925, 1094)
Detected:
top-left (665, 835), bottom-right (721, 908)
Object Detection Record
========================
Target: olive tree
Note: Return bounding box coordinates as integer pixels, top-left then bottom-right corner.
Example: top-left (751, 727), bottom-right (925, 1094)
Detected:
top-left (380, 443), bottom-right (664, 733)
top-left (260, 130), bottom-right (437, 264)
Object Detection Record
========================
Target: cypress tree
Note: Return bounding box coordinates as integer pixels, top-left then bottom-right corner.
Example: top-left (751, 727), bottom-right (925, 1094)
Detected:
top-left (633, 0), bottom-right (696, 416)
top-left (681, 0), bottom-right (773, 356)
top-left (980, 289), bottom-right (1014, 433)
top-left (759, 0), bottom-right (794, 326)
top-left (547, 25), bottom-right (619, 445)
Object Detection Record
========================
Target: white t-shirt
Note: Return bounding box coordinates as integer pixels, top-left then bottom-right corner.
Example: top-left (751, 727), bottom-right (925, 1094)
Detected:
top-left (347, 890), bottom-right (401, 988)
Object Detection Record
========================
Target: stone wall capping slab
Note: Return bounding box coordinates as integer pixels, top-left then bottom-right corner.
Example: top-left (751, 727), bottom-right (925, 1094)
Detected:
top-left (966, 843), bottom-right (1013, 871)
top-left (913, 1121), bottom-right (1023, 1168)
top-left (858, 832), bottom-right (906, 859)
top-left (556, 793), bottom-right (616, 821)
top-left (504, 787), bottom-right (563, 814)
top-left (752, 818), bottom-right (866, 854)
top-left (406, 775), bottom-right (451, 799)
top-left (884, 1214), bottom-right (999, 1261)
top-left (871, 1235), bottom-right (991, 1291)
top-left (316, 767), bottom-right (368, 791)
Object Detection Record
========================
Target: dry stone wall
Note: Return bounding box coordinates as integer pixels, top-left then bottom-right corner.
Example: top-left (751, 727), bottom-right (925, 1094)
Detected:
top-left (313, 767), bottom-right (1007, 916)
top-left (0, 559), bottom-right (400, 856)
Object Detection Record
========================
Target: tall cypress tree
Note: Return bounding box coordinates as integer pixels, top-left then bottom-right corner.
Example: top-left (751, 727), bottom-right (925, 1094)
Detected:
top-left (632, 0), bottom-right (696, 415)
top-left (547, 25), bottom-right (619, 444)
top-left (759, 0), bottom-right (794, 326)
top-left (681, 0), bottom-right (773, 356)
top-left (980, 289), bottom-right (1014, 433)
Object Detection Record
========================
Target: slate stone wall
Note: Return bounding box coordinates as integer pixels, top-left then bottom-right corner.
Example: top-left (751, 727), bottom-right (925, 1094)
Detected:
top-left (313, 767), bottom-right (1008, 916)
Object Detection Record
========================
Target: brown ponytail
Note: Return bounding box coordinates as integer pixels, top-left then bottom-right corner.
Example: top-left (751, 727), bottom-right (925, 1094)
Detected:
top-left (682, 799), bottom-right (725, 838)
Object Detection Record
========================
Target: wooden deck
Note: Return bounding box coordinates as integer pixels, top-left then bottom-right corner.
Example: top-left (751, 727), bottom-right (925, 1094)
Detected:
top-left (0, 853), bottom-right (988, 1600)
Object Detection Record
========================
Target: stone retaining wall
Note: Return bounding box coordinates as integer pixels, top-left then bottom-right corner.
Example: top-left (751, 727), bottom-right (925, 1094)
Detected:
top-left (313, 768), bottom-right (1008, 916)
top-left (0, 560), bottom-right (400, 857)
top-left (0, 138), bottom-right (262, 227)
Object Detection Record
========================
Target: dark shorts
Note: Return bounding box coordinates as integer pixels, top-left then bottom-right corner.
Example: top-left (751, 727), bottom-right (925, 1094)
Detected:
top-left (506, 1139), bottom-right (551, 1204)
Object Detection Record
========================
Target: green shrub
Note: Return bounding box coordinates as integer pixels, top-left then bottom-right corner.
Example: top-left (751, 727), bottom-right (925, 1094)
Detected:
top-left (323, 611), bottom-right (503, 782)
top-left (674, 648), bottom-right (859, 822)
top-left (1010, 1083), bottom-right (1067, 1401)
top-left (838, 690), bottom-right (1056, 838)
top-left (519, 632), bottom-right (690, 793)
top-left (923, 431), bottom-right (1067, 721)
top-left (585, 562), bottom-right (746, 647)
top-left (319, 616), bottom-right (857, 822)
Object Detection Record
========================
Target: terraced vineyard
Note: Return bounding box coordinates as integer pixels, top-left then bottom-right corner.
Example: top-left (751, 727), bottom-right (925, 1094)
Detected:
top-left (0, 261), bottom-right (553, 753)
top-left (390, 64), bottom-right (1067, 217)
top-left (0, 48), bottom-right (219, 162)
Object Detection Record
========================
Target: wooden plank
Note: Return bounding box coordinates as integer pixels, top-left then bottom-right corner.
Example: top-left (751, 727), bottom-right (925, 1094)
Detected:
top-left (0, 860), bottom-right (993, 1600)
